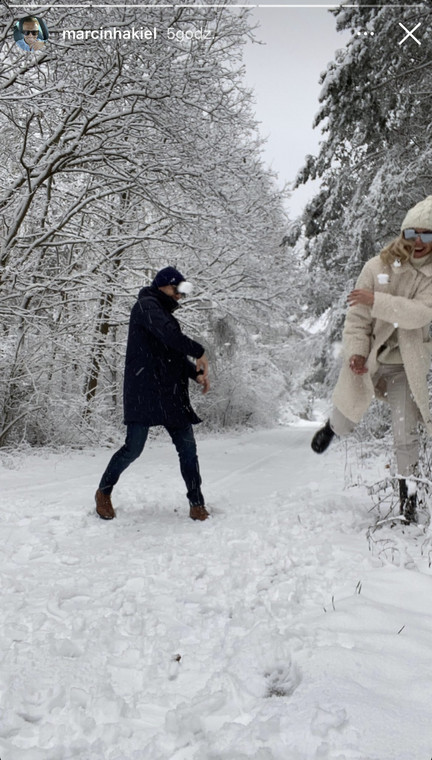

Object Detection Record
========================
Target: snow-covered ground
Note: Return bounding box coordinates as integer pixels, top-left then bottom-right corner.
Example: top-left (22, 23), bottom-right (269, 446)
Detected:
top-left (1, 425), bottom-right (432, 760)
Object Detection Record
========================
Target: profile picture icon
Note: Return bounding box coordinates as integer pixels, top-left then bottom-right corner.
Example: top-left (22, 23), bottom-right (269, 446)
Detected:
top-left (14, 16), bottom-right (49, 52)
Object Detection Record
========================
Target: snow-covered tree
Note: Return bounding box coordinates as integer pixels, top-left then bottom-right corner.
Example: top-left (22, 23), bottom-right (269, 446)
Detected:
top-left (0, 3), bottom-right (288, 445)
top-left (298, 3), bottom-right (431, 268)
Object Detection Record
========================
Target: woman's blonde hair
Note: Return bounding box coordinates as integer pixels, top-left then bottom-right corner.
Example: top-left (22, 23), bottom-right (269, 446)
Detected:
top-left (380, 234), bottom-right (414, 266)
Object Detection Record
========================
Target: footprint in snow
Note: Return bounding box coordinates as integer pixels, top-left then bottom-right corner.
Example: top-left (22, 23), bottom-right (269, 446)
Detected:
top-left (311, 705), bottom-right (348, 737)
top-left (264, 660), bottom-right (301, 698)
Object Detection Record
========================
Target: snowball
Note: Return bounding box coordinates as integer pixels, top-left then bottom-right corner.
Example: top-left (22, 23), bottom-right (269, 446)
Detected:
top-left (332, 341), bottom-right (342, 359)
top-left (177, 280), bottom-right (193, 295)
top-left (406, 478), bottom-right (417, 496)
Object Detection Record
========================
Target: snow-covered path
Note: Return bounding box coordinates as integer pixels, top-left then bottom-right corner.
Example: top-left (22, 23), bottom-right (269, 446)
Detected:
top-left (1, 426), bottom-right (432, 760)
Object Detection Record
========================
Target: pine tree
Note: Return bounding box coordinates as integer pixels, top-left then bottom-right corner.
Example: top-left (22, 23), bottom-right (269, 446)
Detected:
top-left (298, 2), bottom-right (432, 281)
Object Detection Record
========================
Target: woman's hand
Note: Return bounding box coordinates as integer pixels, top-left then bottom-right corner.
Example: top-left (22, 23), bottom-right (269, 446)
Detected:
top-left (347, 289), bottom-right (374, 307)
top-left (349, 355), bottom-right (368, 375)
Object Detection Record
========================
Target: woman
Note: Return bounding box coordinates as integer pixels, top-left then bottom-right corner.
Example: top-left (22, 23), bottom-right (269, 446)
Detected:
top-left (311, 196), bottom-right (432, 524)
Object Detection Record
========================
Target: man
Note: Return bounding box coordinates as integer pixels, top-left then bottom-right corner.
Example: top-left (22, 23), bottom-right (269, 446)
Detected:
top-left (15, 17), bottom-right (45, 51)
top-left (95, 267), bottom-right (210, 522)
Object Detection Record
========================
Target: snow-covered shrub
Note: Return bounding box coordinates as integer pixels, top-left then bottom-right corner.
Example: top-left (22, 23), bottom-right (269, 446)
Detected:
top-left (192, 316), bottom-right (287, 430)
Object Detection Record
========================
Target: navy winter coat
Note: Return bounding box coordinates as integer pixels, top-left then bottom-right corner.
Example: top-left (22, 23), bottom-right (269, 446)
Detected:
top-left (123, 286), bottom-right (205, 427)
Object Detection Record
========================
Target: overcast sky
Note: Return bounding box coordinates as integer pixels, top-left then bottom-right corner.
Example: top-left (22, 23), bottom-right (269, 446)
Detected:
top-left (242, 5), bottom-right (351, 218)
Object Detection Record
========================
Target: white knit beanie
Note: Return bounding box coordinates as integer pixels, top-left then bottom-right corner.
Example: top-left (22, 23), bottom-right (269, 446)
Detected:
top-left (401, 196), bottom-right (432, 230)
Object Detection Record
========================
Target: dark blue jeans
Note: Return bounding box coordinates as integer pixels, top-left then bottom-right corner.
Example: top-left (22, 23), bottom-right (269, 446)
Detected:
top-left (99, 423), bottom-right (204, 506)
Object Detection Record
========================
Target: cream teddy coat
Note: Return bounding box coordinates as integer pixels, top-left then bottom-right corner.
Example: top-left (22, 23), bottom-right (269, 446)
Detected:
top-left (332, 254), bottom-right (432, 433)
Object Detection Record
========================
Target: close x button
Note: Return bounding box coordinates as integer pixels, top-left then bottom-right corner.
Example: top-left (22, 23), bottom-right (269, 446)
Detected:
top-left (398, 22), bottom-right (422, 46)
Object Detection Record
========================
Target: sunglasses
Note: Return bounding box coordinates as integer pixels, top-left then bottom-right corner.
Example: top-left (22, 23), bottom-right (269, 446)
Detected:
top-left (403, 229), bottom-right (432, 244)
top-left (23, 30), bottom-right (39, 36)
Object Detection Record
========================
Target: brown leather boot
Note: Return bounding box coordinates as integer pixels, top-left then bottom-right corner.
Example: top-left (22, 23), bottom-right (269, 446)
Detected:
top-left (95, 489), bottom-right (116, 520)
top-left (189, 504), bottom-right (209, 521)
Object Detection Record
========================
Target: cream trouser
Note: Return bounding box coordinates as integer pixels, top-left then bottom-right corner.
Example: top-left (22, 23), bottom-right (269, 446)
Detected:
top-left (330, 364), bottom-right (421, 477)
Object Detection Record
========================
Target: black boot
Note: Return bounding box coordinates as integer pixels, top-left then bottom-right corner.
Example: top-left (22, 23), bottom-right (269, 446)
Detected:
top-left (398, 479), bottom-right (417, 524)
top-left (311, 420), bottom-right (335, 454)
top-left (404, 494), bottom-right (417, 524)
top-left (399, 478), bottom-right (408, 510)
